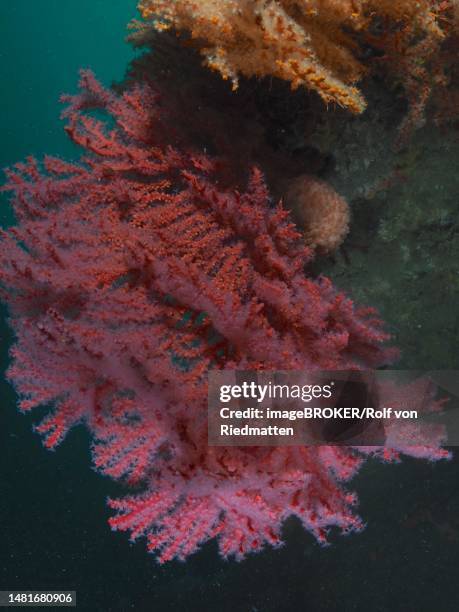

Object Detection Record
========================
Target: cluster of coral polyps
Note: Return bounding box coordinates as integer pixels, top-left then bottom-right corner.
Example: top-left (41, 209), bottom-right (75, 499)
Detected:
top-left (284, 175), bottom-right (350, 254)
top-left (0, 73), bottom-right (448, 563)
top-left (136, 0), bottom-right (448, 114)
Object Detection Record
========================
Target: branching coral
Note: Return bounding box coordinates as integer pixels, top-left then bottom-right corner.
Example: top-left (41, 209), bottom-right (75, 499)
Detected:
top-left (135, 0), bottom-right (450, 120)
top-left (0, 72), bottom-right (449, 564)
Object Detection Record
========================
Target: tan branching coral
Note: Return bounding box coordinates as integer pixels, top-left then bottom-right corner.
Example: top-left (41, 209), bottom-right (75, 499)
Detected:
top-left (136, 0), bottom-right (449, 116)
top-left (284, 174), bottom-right (350, 253)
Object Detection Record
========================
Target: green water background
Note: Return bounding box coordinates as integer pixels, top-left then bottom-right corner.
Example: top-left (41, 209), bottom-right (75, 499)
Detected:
top-left (0, 0), bottom-right (135, 196)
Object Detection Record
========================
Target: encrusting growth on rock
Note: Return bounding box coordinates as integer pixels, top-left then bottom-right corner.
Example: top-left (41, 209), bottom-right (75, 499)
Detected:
top-left (284, 174), bottom-right (350, 254)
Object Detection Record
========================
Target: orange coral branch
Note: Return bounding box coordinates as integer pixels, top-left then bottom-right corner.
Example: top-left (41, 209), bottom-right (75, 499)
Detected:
top-left (136, 0), bottom-right (451, 115)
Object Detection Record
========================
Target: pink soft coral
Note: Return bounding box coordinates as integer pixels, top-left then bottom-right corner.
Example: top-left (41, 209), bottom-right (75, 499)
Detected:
top-left (0, 71), bottom-right (448, 563)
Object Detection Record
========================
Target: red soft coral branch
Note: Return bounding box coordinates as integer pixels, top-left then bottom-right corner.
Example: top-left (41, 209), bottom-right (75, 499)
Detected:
top-left (0, 71), bottom-right (448, 564)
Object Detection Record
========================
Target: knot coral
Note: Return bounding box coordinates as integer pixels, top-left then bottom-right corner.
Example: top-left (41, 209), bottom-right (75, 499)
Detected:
top-left (284, 174), bottom-right (350, 253)
top-left (135, 0), bottom-right (450, 117)
top-left (0, 71), bottom-right (448, 563)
